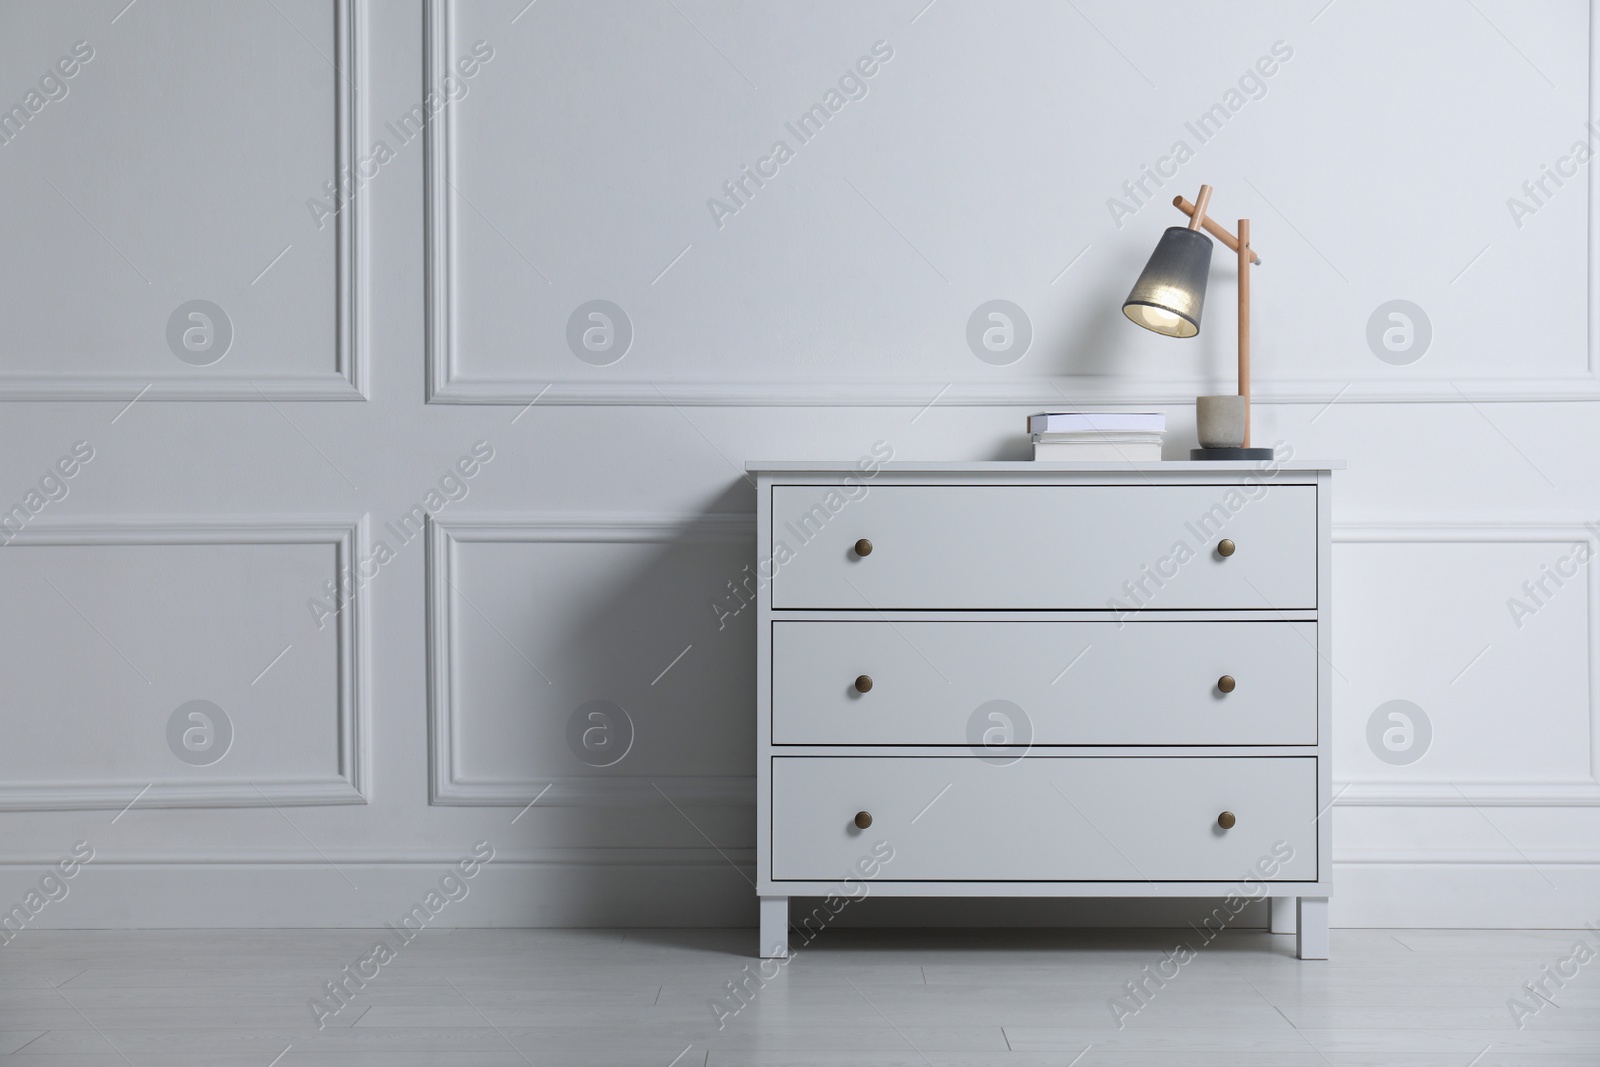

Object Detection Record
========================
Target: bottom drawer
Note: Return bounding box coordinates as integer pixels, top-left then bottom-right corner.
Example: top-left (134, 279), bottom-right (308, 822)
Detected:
top-left (771, 756), bottom-right (1316, 882)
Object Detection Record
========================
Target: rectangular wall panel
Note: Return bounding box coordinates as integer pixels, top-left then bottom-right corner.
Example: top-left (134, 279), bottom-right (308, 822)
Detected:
top-left (428, 517), bottom-right (755, 805)
top-left (0, 520), bottom-right (367, 808)
top-left (1332, 524), bottom-right (1600, 806)
top-left (0, 0), bottom-right (365, 399)
top-left (427, 0), bottom-right (1593, 405)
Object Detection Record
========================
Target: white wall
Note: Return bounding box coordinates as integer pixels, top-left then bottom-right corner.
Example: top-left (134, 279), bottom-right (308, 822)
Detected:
top-left (0, 0), bottom-right (1595, 931)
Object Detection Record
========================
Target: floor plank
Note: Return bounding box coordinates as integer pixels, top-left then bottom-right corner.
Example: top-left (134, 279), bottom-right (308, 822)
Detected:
top-left (0, 928), bottom-right (1594, 1063)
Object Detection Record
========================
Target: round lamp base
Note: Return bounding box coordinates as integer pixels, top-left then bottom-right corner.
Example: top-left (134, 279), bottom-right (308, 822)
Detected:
top-left (1191, 447), bottom-right (1277, 461)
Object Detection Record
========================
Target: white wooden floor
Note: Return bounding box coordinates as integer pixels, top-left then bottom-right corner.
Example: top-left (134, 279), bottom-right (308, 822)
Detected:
top-left (0, 927), bottom-right (1595, 1065)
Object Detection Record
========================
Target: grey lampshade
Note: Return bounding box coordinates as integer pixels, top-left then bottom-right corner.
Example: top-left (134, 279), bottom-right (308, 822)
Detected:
top-left (1122, 226), bottom-right (1213, 338)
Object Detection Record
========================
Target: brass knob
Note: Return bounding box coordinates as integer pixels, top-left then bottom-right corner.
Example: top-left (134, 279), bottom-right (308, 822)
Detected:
top-left (854, 538), bottom-right (873, 557)
top-left (1217, 811), bottom-right (1236, 830)
top-left (1217, 538), bottom-right (1236, 558)
top-left (1217, 675), bottom-right (1236, 694)
top-left (854, 675), bottom-right (873, 693)
top-left (854, 811), bottom-right (873, 829)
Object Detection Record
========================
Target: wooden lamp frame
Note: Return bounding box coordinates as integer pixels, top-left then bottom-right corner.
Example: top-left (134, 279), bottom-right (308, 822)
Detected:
top-left (1171, 184), bottom-right (1261, 450)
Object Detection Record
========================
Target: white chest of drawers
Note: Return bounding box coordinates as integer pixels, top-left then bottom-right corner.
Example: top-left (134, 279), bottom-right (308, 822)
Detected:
top-left (750, 460), bottom-right (1336, 961)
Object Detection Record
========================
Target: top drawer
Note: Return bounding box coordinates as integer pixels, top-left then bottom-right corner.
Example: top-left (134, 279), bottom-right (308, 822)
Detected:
top-left (770, 484), bottom-right (1316, 610)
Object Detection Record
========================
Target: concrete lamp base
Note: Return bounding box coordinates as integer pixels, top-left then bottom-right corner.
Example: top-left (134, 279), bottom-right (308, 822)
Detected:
top-left (1193, 394), bottom-right (1274, 460)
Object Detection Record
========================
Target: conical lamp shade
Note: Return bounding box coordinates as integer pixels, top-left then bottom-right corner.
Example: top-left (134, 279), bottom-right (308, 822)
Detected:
top-left (1122, 226), bottom-right (1213, 338)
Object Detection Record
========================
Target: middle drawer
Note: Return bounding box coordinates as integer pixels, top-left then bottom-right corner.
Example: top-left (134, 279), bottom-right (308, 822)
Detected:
top-left (772, 620), bottom-right (1317, 746)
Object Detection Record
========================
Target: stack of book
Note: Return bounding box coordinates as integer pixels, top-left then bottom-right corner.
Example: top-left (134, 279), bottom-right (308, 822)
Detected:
top-left (1029, 411), bottom-right (1166, 461)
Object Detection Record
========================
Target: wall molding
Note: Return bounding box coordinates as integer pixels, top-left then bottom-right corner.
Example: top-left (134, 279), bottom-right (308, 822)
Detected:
top-left (0, 0), bottom-right (367, 402)
top-left (1334, 846), bottom-right (1600, 865)
top-left (423, 0), bottom-right (1600, 406)
top-left (433, 776), bottom-right (754, 807)
top-left (6, 841), bottom-right (1588, 868)
top-left (423, 0), bottom-right (455, 406)
top-left (335, 0), bottom-right (369, 402)
top-left (3, 859), bottom-right (1592, 928)
top-left (1336, 782), bottom-right (1600, 807)
top-left (429, 377), bottom-right (1600, 408)
top-left (0, 845), bottom-right (755, 866)
top-left (0, 517), bottom-right (369, 809)
top-left (426, 514), bottom-right (754, 806)
top-left (1331, 521), bottom-right (1600, 809)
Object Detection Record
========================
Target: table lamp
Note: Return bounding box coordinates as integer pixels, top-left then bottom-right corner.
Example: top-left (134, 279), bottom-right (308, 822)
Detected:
top-left (1121, 184), bottom-right (1274, 460)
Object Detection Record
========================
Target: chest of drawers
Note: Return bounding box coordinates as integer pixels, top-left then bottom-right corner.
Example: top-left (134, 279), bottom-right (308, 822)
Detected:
top-left (750, 460), bottom-right (1335, 960)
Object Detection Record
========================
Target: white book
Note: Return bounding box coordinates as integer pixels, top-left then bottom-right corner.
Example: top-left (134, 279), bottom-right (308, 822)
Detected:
top-left (1033, 438), bottom-right (1163, 461)
top-left (1028, 411), bottom-right (1166, 434)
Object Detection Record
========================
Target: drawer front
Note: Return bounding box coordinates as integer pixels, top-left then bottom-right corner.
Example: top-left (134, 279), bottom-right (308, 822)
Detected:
top-left (770, 484), bottom-right (1316, 609)
top-left (771, 621), bottom-right (1316, 746)
top-left (771, 756), bottom-right (1316, 882)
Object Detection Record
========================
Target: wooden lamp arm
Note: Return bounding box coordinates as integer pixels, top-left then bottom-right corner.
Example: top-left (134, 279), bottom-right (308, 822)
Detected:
top-left (1173, 194), bottom-right (1261, 265)
top-left (1187, 185), bottom-right (1214, 231)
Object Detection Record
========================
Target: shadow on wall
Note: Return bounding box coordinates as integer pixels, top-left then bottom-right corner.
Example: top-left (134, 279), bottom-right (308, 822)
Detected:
top-left (458, 477), bottom-right (758, 926)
